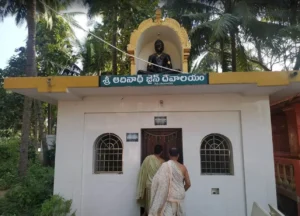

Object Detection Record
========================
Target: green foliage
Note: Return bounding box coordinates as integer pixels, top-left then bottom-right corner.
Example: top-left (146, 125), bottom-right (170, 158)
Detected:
top-left (0, 137), bottom-right (54, 214)
top-left (36, 16), bottom-right (78, 76)
top-left (0, 138), bottom-right (20, 190)
top-left (192, 52), bottom-right (219, 73)
top-left (200, 13), bottom-right (240, 40)
top-left (0, 137), bottom-right (73, 215)
top-left (0, 164), bottom-right (54, 215)
top-left (82, 0), bottom-right (159, 75)
top-left (165, 0), bottom-right (300, 72)
top-left (38, 195), bottom-right (76, 216)
top-left (0, 89), bottom-right (23, 137)
top-left (0, 49), bottom-right (25, 136)
top-left (0, 15), bottom-right (71, 139)
top-left (82, 24), bottom-right (111, 75)
top-left (0, 0), bottom-right (72, 26)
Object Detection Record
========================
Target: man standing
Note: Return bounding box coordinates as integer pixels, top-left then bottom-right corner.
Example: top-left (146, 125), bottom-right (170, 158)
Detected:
top-left (149, 147), bottom-right (191, 216)
top-left (136, 144), bottom-right (165, 216)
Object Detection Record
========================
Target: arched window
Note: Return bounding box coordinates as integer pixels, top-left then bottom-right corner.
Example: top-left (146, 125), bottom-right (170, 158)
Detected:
top-left (200, 133), bottom-right (233, 175)
top-left (94, 133), bottom-right (123, 174)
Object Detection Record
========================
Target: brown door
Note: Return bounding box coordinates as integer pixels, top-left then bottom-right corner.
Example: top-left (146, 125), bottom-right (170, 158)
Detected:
top-left (141, 128), bottom-right (183, 164)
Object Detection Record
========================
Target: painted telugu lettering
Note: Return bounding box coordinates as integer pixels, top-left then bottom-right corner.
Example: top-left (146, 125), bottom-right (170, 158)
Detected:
top-left (100, 73), bottom-right (208, 87)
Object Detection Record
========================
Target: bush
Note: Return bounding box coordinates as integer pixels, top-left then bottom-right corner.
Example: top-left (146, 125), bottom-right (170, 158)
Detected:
top-left (0, 136), bottom-right (40, 190)
top-left (0, 138), bottom-right (19, 190)
top-left (0, 137), bottom-right (75, 215)
top-left (0, 164), bottom-right (54, 215)
top-left (38, 195), bottom-right (76, 216)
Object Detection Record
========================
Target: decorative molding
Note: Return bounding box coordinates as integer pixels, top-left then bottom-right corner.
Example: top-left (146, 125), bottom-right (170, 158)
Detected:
top-left (128, 17), bottom-right (191, 51)
top-left (127, 9), bottom-right (191, 74)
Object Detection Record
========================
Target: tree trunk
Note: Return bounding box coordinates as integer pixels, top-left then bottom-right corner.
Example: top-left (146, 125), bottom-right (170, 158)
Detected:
top-left (254, 39), bottom-right (263, 64)
top-left (230, 32), bottom-right (237, 72)
top-left (47, 103), bottom-right (52, 134)
top-left (290, 0), bottom-right (298, 26)
top-left (19, 0), bottom-right (37, 177)
top-left (293, 49), bottom-right (300, 70)
top-left (220, 40), bottom-right (227, 72)
top-left (19, 97), bottom-right (32, 177)
top-left (38, 101), bottom-right (48, 166)
top-left (25, 0), bottom-right (37, 77)
top-left (32, 100), bottom-right (38, 151)
top-left (112, 9), bottom-right (118, 75)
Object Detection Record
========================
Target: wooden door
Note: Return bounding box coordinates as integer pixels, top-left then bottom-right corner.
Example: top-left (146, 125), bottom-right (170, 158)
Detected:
top-left (141, 128), bottom-right (183, 164)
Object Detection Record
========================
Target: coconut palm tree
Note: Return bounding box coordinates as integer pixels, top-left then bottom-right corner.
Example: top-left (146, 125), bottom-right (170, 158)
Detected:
top-left (165, 0), bottom-right (299, 72)
top-left (83, 0), bottom-right (159, 75)
top-left (255, 0), bottom-right (300, 70)
top-left (0, 0), bottom-right (72, 176)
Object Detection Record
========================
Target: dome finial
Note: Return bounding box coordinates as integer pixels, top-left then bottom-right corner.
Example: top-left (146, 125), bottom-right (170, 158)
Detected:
top-left (155, 8), bottom-right (162, 23)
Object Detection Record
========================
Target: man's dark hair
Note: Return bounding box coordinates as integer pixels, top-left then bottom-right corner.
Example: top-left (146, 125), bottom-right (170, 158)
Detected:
top-left (169, 147), bottom-right (179, 157)
top-left (154, 144), bottom-right (163, 154)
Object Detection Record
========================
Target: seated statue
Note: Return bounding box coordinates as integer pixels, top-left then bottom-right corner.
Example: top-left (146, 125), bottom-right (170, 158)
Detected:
top-left (137, 39), bottom-right (181, 75)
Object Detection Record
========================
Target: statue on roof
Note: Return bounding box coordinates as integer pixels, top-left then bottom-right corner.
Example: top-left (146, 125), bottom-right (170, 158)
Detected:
top-left (127, 7), bottom-right (191, 75)
top-left (137, 39), bottom-right (180, 75)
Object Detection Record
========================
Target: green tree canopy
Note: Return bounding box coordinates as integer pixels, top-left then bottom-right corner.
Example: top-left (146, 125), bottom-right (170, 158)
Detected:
top-left (82, 0), bottom-right (159, 75)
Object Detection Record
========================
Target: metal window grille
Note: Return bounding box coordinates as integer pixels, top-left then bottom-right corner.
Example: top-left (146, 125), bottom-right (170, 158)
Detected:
top-left (94, 133), bottom-right (123, 174)
top-left (200, 133), bottom-right (233, 175)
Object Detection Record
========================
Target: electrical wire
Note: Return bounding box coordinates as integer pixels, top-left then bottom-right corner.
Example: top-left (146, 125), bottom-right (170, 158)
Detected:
top-left (40, 0), bottom-right (186, 74)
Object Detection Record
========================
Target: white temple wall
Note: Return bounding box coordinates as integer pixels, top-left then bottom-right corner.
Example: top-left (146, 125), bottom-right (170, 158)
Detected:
top-left (54, 94), bottom-right (276, 216)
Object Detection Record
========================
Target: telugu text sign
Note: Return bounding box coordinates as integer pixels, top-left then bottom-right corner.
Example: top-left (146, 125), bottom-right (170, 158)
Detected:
top-left (100, 73), bottom-right (208, 87)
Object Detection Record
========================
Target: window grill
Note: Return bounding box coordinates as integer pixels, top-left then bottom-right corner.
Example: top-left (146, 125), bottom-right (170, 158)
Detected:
top-left (200, 133), bottom-right (233, 175)
top-left (94, 133), bottom-right (123, 174)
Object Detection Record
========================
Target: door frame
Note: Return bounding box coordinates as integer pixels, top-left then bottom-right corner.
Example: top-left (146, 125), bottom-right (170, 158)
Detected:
top-left (141, 128), bottom-right (183, 164)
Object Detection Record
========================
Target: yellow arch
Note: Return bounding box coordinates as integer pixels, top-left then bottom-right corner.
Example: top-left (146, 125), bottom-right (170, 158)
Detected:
top-left (127, 9), bottom-right (191, 74)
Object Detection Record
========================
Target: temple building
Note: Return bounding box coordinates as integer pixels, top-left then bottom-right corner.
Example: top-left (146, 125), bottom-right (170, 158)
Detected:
top-left (4, 9), bottom-right (300, 216)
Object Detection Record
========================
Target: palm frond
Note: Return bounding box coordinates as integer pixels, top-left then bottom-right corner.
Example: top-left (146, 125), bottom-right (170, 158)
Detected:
top-left (189, 25), bottom-right (213, 60)
top-left (60, 13), bottom-right (82, 31)
top-left (262, 7), bottom-right (295, 24)
top-left (278, 25), bottom-right (300, 40)
top-left (236, 44), bottom-right (250, 71)
top-left (15, 5), bottom-right (26, 26)
top-left (233, 1), bottom-right (255, 26)
top-left (61, 11), bottom-right (86, 17)
top-left (37, 7), bottom-right (53, 29)
top-left (182, 12), bottom-right (212, 22)
top-left (200, 13), bottom-right (239, 39)
top-left (185, 1), bottom-right (221, 13)
top-left (246, 19), bottom-right (285, 40)
top-left (192, 52), bottom-right (219, 73)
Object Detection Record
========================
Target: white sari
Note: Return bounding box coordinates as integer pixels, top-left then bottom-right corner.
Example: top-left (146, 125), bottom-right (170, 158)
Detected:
top-left (149, 160), bottom-right (185, 216)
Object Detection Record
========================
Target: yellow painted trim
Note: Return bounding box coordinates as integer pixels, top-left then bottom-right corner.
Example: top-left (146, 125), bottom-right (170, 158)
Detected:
top-left (4, 72), bottom-right (300, 94)
top-left (209, 72), bottom-right (292, 86)
top-left (4, 76), bottom-right (99, 93)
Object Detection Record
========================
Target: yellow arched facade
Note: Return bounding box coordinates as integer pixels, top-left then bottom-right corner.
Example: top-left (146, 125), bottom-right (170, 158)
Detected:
top-left (127, 9), bottom-right (191, 75)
